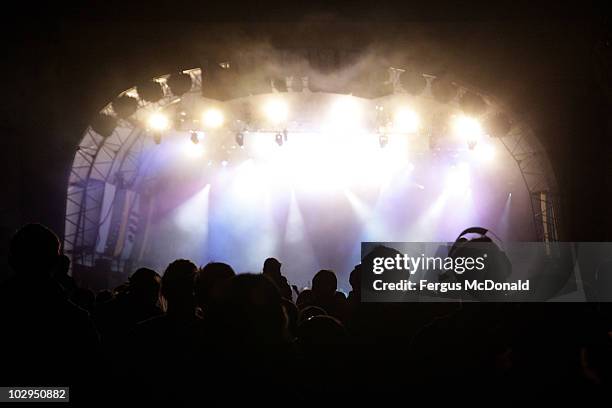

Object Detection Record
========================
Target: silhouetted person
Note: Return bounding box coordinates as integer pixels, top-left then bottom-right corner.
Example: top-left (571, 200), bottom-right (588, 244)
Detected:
top-left (130, 260), bottom-right (202, 404)
top-left (202, 273), bottom-right (297, 402)
top-left (297, 270), bottom-right (348, 322)
top-left (295, 315), bottom-right (349, 394)
top-left (263, 257), bottom-right (293, 300)
top-left (0, 224), bottom-right (99, 389)
top-left (93, 267), bottom-right (162, 348)
top-left (347, 264), bottom-right (361, 305)
top-left (343, 264), bottom-right (362, 327)
top-left (195, 261), bottom-right (235, 313)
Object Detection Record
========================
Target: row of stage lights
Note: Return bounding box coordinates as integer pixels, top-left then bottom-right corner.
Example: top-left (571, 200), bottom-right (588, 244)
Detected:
top-left (146, 97), bottom-right (490, 152)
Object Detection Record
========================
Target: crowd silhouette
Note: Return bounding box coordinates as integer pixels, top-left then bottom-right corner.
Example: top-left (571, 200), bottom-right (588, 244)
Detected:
top-left (1, 223), bottom-right (611, 404)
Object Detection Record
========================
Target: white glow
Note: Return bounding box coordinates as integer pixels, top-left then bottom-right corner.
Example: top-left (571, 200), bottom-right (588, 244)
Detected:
top-left (183, 140), bottom-right (205, 159)
top-left (202, 108), bottom-right (224, 128)
top-left (393, 108), bottom-right (420, 133)
top-left (453, 115), bottom-right (483, 140)
top-left (148, 112), bottom-right (169, 131)
top-left (473, 142), bottom-right (496, 162)
top-left (264, 99), bottom-right (289, 124)
top-left (446, 163), bottom-right (471, 195)
top-left (175, 184), bottom-right (210, 232)
top-left (327, 97), bottom-right (362, 130)
top-left (243, 130), bottom-right (417, 192)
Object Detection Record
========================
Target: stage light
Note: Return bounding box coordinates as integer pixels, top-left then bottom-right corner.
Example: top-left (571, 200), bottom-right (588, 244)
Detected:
top-left (379, 133), bottom-right (388, 148)
top-left (264, 99), bottom-right (289, 124)
top-left (236, 132), bottom-right (244, 147)
top-left (221, 160), bottom-right (229, 167)
top-left (453, 115), bottom-right (483, 140)
top-left (275, 132), bottom-right (284, 146)
top-left (202, 108), bottom-right (224, 128)
top-left (393, 108), bottom-right (419, 133)
top-left (190, 131), bottom-right (199, 144)
top-left (148, 112), bottom-right (170, 131)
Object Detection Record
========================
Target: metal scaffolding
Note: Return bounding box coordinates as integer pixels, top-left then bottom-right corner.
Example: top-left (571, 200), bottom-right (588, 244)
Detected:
top-left (64, 65), bottom-right (560, 277)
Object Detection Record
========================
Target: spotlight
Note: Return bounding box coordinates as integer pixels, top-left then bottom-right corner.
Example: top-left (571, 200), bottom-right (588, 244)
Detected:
top-left (190, 131), bottom-right (199, 144)
top-left (453, 115), bottom-right (483, 140)
top-left (468, 139), bottom-right (477, 150)
top-left (221, 160), bottom-right (229, 167)
top-left (275, 132), bottom-right (284, 146)
top-left (148, 112), bottom-right (170, 131)
top-left (393, 108), bottom-right (419, 133)
top-left (283, 129), bottom-right (288, 142)
top-left (379, 133), bottom-right (388, 148)
top-left (264, 99), bottom-right (289, 124)
top-left (236, 132), bottom-right (244, 147)
top-left (202, 108), bottom-right (224, 128)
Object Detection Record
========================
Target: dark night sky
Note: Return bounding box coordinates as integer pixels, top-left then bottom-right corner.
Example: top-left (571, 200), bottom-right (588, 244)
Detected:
top-left (1, 0), bottom-right (611, 267)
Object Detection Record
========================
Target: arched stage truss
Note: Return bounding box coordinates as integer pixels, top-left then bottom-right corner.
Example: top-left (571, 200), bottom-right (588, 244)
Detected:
top-left (64, 61), bottom-right (561, 281)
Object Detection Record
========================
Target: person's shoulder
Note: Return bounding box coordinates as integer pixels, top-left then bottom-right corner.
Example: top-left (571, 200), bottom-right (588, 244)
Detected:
top-left (334, 291), bottom-right (347, 300)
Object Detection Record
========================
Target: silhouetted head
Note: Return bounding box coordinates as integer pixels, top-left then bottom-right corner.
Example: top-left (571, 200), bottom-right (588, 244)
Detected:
top-left (161, 259), bottom-right (197, 309)
top-left (129, 267), bottom-right (161, 306)
top-left (312, 269), bottom-right (337, 300)
top-left (263, 257), bottom-right (282, 277)
top-left (296, 288), bottom-right (313, 309)
top-left (9, 223), bottom-right (61, 278)
top-left (349, 264), bottom-right (362, 294)
top-left (196, 262), bottom-right (235, 309)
